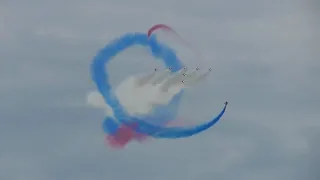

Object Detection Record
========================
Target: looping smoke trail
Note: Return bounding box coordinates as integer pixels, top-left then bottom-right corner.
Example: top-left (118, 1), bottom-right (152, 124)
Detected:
top-left (91, 32), bottom-right (228, 139)
top-left (147, 24), bottom-right (206, 70)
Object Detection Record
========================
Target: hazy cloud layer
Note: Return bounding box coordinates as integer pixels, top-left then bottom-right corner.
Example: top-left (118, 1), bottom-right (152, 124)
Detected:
top-left (0, 0), bottom-right (319, 179)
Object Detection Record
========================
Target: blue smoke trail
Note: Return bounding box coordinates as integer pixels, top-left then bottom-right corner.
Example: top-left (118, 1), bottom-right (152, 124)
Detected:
top-left (91, 32), bottom-right (227, 138)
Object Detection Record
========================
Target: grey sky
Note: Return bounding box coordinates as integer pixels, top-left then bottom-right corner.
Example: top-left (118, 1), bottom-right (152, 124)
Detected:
top-left (0, 0), bottom-right (319, 180)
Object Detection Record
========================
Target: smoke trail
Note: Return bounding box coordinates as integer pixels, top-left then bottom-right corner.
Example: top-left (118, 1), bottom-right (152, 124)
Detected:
top-left (90, 32), bottom-right (227, 139)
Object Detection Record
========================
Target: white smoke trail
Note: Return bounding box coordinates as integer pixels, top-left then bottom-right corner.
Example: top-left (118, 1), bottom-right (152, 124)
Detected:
top-left (87, 67), bottom-right (211, 117)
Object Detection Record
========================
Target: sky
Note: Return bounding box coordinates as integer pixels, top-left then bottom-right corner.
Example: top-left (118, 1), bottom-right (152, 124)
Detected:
top-left (0, 0), bottom-right (319, 180)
